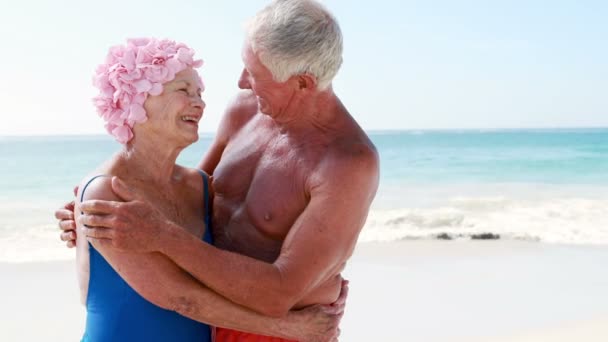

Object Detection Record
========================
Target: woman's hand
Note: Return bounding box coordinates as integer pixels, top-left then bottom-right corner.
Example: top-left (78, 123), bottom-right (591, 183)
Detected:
top-left (56, 186), bottom-right (78, 247)
top-left (283, 279), bottom-right (349, 342)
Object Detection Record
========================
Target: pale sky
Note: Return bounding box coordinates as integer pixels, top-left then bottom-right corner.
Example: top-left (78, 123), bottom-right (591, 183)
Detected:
top-left (0, 0), bottom-right (606, 136)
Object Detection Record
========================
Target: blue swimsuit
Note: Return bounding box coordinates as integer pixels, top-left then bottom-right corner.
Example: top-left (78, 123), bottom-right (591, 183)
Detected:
top-left (81, 171), bottom-right (213, 342)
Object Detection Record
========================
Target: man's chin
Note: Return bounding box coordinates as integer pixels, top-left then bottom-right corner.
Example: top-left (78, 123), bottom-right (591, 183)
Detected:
top-left (258, 105), bottom-right (271, 115)
top-left (257, 98), bottom-right (271, 114)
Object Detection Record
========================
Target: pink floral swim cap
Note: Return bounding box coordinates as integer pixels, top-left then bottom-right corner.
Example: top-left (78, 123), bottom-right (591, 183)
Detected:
top-left (93, 38), bottom-right (204, 143)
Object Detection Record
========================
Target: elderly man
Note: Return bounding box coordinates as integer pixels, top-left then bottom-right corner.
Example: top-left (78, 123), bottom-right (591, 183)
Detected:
top-left (58, 0), bottom-right (379, 340)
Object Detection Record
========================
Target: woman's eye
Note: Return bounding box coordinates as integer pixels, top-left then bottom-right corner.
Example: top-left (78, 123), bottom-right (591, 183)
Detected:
top-left (179, 88), bottom-right (188, 93)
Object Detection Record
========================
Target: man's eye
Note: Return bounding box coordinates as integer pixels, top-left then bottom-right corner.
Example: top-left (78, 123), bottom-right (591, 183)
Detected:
top-left (179, 88), bottom-right (188, 93)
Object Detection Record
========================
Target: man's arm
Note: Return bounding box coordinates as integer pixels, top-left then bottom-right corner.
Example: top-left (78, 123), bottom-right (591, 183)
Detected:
top-left (81, 147), bottom-right (378, 317)
top-left (157, 146), bottom-right (379, 316)
top-left (78, 176), bottom-right (341, 340)
top-left (196, 128), bottom-right (225, 174)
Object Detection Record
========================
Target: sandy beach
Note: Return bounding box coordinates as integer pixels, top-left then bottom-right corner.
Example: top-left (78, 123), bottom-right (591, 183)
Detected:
top-left (2, 240), bottom-right (608, 341)
top-left (342, 241), bottom-right (608, 341)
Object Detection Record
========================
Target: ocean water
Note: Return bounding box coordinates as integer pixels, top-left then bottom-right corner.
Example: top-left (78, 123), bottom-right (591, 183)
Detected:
top-left (1, 128), bottom-right (607, 262)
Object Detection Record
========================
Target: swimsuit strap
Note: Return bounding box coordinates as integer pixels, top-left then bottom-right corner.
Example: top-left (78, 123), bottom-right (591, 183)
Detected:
top-left (197, 170), bottom-right (213, 243)
top-left (80, 175), bottom-right (110, 202)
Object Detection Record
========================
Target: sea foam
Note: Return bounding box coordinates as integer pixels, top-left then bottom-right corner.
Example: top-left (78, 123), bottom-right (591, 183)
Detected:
top-left (360, 196), bottom-right (608, 244)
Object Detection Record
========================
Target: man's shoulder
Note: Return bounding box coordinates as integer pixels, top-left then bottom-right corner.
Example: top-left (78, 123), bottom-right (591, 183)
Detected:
top-left (217, 90), bottom-right (259, 139)
top-left (332, 137), bottom-right (378, 174)
top-left (225, 90), bottom-right (259, 123)
top-left (327, 120), bottom-right (378, 165)
top-left (311, 133), bottom-right (379, 190)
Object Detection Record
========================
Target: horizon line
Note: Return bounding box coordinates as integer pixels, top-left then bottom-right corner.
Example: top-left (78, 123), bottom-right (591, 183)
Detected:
top-left (1, 126), bottom-right (607, 138)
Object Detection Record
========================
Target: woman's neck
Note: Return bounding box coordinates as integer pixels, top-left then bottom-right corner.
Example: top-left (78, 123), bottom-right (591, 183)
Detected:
top-left (115, 137), bottom-right (185, 185)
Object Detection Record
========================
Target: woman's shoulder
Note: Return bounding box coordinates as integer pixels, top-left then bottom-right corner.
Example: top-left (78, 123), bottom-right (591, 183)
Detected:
top-left (77, 174), bottom-right (119, 204)
top-left (175, 165), bottom-right (212, 200)
top-left (177, 165), bottom-right (209, 180)
top-left (177, 165), bottom-right (209, 185)
top-left (77, 155), bottom-right (124, 203)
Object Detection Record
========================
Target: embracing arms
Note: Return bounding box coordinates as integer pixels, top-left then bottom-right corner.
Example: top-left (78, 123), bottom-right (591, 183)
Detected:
top-left (75, 176), bottom-right (342, 341)
top-left (172, 149), bottom-right (377, 316)
top-left (81, 146), bottom-right (378, 317)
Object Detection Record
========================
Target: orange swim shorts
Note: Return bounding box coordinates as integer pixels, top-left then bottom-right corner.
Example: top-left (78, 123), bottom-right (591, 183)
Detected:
top-left (215, 328), bottom-right (298, 342)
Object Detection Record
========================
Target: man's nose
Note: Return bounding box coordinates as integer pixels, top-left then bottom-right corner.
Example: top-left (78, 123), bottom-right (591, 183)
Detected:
top-left (238, 69), bottom-right (251, 89)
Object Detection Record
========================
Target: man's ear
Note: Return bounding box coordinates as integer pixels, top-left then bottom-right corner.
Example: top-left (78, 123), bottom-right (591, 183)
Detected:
top-left (296, 74), bottom-right (317, 91)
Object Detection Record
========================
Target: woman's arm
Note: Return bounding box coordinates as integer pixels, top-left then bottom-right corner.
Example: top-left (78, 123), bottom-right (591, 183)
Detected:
top-left (76, 176), bottom-right (340, 340)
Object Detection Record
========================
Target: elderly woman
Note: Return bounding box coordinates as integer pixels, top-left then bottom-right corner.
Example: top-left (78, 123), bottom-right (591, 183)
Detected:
top-left (75, 38), bottom-right (341, 342)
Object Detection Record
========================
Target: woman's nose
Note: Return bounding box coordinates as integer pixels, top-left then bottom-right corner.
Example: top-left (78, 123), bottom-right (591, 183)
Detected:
top-left (192, 96), bottom-right (206, 112)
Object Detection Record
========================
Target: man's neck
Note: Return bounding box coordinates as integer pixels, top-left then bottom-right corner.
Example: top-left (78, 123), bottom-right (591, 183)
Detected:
top-left (272, 90), bottom-right (346, 135)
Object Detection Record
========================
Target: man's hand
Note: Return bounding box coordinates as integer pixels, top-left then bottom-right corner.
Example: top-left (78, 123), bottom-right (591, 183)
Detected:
top-left (284, 279), bottom-right (349, 342)
top-left (55, 186), bottom-right (78, 248)
top-left (78, 177), bottom-right (167, 252)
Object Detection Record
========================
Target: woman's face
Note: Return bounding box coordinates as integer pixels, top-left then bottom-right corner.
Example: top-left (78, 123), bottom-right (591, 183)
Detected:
top-left (139, 68), bottom-right (205, 146)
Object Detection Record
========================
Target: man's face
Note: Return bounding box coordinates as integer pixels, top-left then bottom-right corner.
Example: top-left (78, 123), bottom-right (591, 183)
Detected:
top-left (238, 42), bottom-right (295, 117)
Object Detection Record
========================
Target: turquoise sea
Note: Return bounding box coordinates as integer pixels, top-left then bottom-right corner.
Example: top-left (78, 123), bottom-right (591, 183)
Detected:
top-left (1, 128), bottom-right (607, 262)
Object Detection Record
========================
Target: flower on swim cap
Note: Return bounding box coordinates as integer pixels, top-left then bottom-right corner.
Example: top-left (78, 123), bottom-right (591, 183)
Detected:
top-left (93, 38), bottom-right (204, 143)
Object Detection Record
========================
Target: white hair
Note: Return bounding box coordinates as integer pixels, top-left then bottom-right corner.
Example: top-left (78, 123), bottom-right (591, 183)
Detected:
top-left (246, 0), bottom-right (343, 90)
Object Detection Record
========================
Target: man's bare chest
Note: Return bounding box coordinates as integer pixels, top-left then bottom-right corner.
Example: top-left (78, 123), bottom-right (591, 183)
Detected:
top-left (212, 137), bottom-right (316, 235)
